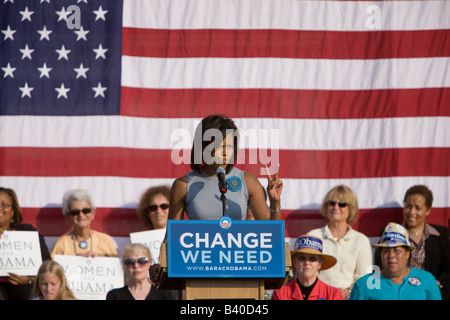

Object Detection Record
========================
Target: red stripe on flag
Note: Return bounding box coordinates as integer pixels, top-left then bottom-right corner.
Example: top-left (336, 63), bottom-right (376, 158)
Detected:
top-left (2, 147), bottom-right (448, 179)
top-left (120, 87), bottom-right (450, 119)
top-left (122, 28), bottom-right (450, 59)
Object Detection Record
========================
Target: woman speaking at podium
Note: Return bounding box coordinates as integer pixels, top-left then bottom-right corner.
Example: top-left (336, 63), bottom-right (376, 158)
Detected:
top-left (149, 114), bottom-right (283, 285)
top-left (169, 114), bottom-right (283, 221)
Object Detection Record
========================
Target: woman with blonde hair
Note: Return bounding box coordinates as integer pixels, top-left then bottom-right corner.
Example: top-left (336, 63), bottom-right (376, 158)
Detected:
top-left (308, 184), bottom-right (372, 299)
top-left (32, 260), bottom-right (76, 300)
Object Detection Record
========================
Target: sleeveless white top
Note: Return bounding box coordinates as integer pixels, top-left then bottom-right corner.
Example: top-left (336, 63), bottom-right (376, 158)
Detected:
top-left (185, 167), bottom-right (249, 220)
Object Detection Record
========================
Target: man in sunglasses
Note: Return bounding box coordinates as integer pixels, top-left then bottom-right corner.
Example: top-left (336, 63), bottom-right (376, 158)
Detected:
top-left (51, 189), bottom-right (117, 258)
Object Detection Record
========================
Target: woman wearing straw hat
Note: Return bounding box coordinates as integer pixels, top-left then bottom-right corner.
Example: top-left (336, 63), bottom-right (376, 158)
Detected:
top-left (351, 222), bottom-right (442, 300)
top-left (272, 235), bottom-right (343, 300)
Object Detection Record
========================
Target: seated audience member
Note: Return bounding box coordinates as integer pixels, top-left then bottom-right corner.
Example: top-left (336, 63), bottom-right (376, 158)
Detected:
top-left (137, 185), bottom-right (170, 230)
top-left (308, 185), bottom-right (372, 299)
top-left (272, 235), bottom-right (343, 300)
top-left (0, 187), bottom-right (51, 300)
top-left (375, 185), bottom-right (450, 300)
top-left (51, 189), bottom-right (117, 258)
top-left (351, 222), bottom-right (441, 300)
top-left (106, 243), bottom-right (176, 300)
top-left (32, 260), bottom-right (76, 300)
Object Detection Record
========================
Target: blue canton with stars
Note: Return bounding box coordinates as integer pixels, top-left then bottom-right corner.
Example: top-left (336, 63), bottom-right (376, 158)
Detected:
top-left (0, 0), bottom-right (123, 115)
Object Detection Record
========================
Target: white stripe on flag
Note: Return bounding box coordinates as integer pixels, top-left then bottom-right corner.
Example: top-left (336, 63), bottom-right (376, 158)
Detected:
top-left (123, 0), bottom-right (450, 31)
top-left (1, 116), bottom-right (449, 149)
top-left (121, 57), bottom-right (450, 90)
top-left (1, 176), bottom-right (448, 209)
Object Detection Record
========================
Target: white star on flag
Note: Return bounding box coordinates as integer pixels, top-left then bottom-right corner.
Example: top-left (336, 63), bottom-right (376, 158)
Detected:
top-left (37, 63), bottom-right (52, 79)
top-left (2, 25), bottom-right (16, 41)
top-left (37, 26), bottom-right (52, 41)
top-left (19, 6), bottom-right (34, 22)
top-left (20, 44), bottom-right (34, 60)
top-left (92, 82), bottom-right (107, 98)
top-left (93, 6), bottom-right (108, 21)
top-left (74, 63), bottom-right (89, 79)
top-left (74, 26), bottom-right (90, 41)
top-left (2, 63), bottom-right (16, 78)
top-left (56, 45), bottom-right (71, 61)
top-left (93, 44), bottom-right (108, 59)
top-left (55, 83), bottom-right (70, 99)
top-left (19, 82), bottom-right (34, 98)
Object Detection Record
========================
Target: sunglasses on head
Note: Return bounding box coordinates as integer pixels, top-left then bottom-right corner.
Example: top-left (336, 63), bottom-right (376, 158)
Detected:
top-left (70, 208), bottom-right (92, 216)
top-left (147, 203), bottom-right (169, 212)
top-left (124, 257), bottom-right (149, 267)
top-left (328, 201), bottom-right (348, 208)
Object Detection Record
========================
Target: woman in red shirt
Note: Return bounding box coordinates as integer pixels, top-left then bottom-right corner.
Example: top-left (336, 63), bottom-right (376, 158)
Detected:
top-left (272, 235), bottom-right (343, 300)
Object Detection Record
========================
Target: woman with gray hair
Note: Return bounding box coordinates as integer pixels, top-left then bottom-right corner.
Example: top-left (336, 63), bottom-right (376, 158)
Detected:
top-left (51, 189), bottom-right (117, 258)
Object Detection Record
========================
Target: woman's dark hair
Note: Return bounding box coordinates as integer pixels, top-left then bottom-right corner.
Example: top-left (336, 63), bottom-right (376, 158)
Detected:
top-left (137, 185), bottom-right (171, 228)
top-left (403, 185), bottom-right (433, 209)
top-left (0, 187), bottom-right (23, 227)
top-left (190, 114), bottom-right (239, 174)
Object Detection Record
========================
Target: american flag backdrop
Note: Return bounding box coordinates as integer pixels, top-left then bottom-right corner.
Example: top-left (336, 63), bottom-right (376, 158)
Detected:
top-left (0, 0), bottom-right (449, 247)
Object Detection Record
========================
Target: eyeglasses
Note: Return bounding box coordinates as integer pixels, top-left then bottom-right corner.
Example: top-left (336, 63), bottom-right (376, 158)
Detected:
top-left (328, 201), bottom-right (348, 208)
top-left (70, 208), bottom-right (92, 216)
top-left (147, 203), bottom-right (169, 212)
top-left (124, 257), bottom-right (149, 267)
top-left (0, 203), bottom-right (12, 210)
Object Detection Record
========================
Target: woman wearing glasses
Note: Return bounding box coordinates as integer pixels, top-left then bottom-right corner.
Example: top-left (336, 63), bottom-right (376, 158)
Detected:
top-left (307, 184), bottom-right (372, 299)
top-left (50, 189), bottom-right (117, 258)
top-left (106, 243), bottom-right (176, 300)
top-left (136, 185), bottom-right (170, 230)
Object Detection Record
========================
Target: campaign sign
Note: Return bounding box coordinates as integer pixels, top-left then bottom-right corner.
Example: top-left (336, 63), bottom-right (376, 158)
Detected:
top-left (54, 255), bottom-right (124, 300)
top-left (130, 229), bottom-right (166, 263)
top-left (167, 217), bottom-right (285, 278)
top-left (0, 231), bottom-right (42, 276)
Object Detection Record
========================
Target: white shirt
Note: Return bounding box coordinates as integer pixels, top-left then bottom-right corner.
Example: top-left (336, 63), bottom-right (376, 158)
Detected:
top-left (308, 225), bottom-right (373, 289)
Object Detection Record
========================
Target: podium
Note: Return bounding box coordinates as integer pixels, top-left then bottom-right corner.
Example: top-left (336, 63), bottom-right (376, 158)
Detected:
top-left (159, 242), bottom-right (291, 300)
top-left (158, 219), bottom-right (291, 300)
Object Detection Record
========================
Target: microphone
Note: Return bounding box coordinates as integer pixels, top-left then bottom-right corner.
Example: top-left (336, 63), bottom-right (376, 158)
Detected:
top-left (216, 167), bottom-right (228, 194)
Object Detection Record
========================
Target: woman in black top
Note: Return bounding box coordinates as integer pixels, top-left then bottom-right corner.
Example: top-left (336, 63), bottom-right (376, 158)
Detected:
top-left (0, 187), bottom-right (51, 300)
top-left (106, 243), bottom-right (176, 300)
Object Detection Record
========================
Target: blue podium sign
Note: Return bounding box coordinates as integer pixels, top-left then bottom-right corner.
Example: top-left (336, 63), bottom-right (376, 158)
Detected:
top-left (167, 217), bottom-right (285, 278)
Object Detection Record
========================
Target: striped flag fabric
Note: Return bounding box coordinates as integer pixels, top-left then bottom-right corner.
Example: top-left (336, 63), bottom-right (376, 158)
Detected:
top-left (0, 0), bottom-right (449, 246)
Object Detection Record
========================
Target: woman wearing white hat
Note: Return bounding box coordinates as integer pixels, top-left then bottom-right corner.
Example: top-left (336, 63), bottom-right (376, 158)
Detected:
top-left (351, 222), bottom-right (442, 300)
top-left (272, 235), bottom-right (343, 300)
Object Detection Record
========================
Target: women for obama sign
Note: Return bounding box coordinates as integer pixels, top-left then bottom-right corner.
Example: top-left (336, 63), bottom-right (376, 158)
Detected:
top-left (167, 217), bottom-right (285, 278)
top-left (54, 255), bottom-right (124, 300)
top-left (0, 231), bottom-right (42, 276)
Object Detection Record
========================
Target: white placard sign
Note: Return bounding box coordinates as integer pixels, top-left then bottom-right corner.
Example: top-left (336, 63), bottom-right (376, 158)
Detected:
top-left (129, 229), bottom-right (166, 263)
top-left (0, 231), bottom-right (42, 276)
top-left (54, 255), bottom-right (124, 300)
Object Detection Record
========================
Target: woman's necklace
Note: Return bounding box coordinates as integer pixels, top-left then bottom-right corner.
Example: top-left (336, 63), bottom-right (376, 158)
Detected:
top-left (72, 231), bottom-right (92, 254)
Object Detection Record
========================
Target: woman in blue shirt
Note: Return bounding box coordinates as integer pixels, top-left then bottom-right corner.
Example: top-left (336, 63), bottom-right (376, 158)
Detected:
top-left (351, 222), bottom-right (441, 300)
